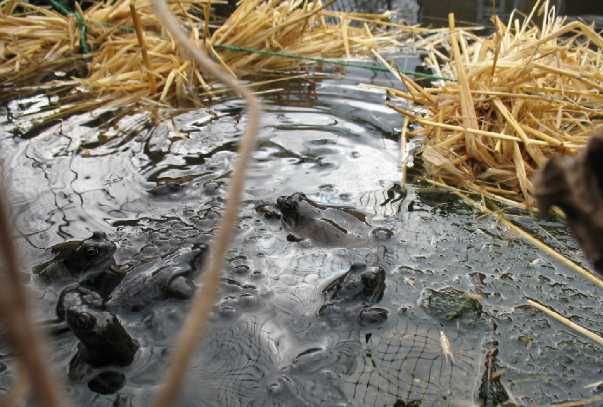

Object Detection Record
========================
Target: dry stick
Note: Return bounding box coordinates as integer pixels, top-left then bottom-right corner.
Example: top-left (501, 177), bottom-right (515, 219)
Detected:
top-left (150, 0), bottom-right (260, 406)
top-left (448, 13), bottom-right (482, 162)
top-left (385, 102), bottom-right (554, 146)
top-left (540, 394), bottom-right (603, 407)
top-left (1, 364), bottom-right (29, 406)
top-left (526, 299), bottom-right (603, 347)
top-left (400, 116), bottom-right (409, 191)
top-left (341, 16), bottom-right (350, 58)
top-left (0, 185), bottom-right (67, 407)
top-left (425, 179), bottom-right (603, 290)
top-left (130, 1), bottom-right (157, 91)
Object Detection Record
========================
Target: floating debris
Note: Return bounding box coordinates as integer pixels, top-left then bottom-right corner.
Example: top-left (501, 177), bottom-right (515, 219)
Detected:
top-left (439, 330), bottom-right (454, 364)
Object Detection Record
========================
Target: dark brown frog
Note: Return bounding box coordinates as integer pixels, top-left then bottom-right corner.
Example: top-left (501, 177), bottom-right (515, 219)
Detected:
top-left (66, 304), bottom-right (139, 381)
top-left (104, 243), bottom-right (207, 312)
top-left (33, 232), bottom-right (116, 283)
top-left (276, 193), bottom-right (393, 247)
top-left (319, 263), bottom-right (388, 325)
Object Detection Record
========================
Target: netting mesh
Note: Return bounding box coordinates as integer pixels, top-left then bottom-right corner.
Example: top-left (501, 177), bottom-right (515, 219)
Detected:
top-left (344, 324), bottom-right (481, 406)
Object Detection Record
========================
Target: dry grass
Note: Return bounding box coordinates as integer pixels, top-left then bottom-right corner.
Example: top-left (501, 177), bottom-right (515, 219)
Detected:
top-left (0, 0), bottom-right (414, 108)
top-left (386, 1), bottom-right (603, 210)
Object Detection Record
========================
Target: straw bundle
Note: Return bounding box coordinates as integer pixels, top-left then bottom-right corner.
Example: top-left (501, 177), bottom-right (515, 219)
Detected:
top-left (209, 1), bottom-right (403, 74)
top-left (387, 2), bottom-right (603, 209)
top-left (1, 0), bottom-right (412, 107)
top-left (0, 2), bottom-right (80, 77)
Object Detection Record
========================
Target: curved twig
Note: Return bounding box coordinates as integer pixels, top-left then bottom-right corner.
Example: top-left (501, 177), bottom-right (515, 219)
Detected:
top-left (0, 181), bottom-right (67, 407)
top-left (150, 1), bottom-right (261, 406)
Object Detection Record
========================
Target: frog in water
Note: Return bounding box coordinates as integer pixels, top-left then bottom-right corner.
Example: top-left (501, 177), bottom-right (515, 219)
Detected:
top-left (276, 193), bottom-right (393, 247)
top-left (66, 304), bottom-right (139, 381)
top-left (104, 243), bottom-right (207, 312)
top-left (50, 243), bottom-right (206, 379)
top-left (319, 263), bottom-right (388, 325)
top-left (33, 232), bottom-right (117, 283)
top-left (53, 244), bottom-right (207, 325)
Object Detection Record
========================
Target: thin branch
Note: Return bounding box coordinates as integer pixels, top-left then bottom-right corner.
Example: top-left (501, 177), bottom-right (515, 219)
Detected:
top-left (0, 176), bottom-right (68, 407)
top-left (150, 0), bottom-right (261, 406)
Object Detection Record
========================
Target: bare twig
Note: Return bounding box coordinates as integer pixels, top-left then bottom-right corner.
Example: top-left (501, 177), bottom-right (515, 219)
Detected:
top-left (150, 0), bottom-right (261, 406)
top-left (539, 394), bottom-right (603, 407)
top-left (130, 1), bottom-right (157, 91)
top-left (526, 299), bottom-right (603, 348)
top-left (0, 177), bottom-right (67, 407)
top-left (400, 116), bottom-right (409, 191)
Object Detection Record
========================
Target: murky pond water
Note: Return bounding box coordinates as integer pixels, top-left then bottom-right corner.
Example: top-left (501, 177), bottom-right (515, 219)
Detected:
top-left (1, 2), bottom-right (603, 406)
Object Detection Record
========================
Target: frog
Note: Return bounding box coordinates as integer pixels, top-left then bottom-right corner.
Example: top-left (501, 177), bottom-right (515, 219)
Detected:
top-left (319, 263), bottom-right (388, 325)
top-left (40, 268), bottom-right (126, 335)
top-left (276, 193), bottom-right (393, 247)
top-left (33, 232), bottom-right (117, 283)
top-left (66, 304), bottom-right (139, 380)
top-left (56, 284), bottom-right (104, 322)
top-left (147, 181), bottom-right (186, 197)
top-left (50, 284), bottom-right (139, 378)
top-left (104, 243), bottom-right (208, 312)
top-left (50, 243), bottom-right (206, 336)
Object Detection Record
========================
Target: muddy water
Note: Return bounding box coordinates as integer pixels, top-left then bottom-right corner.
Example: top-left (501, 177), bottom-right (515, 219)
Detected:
top-left (1, 5), bottom-right (603, 407)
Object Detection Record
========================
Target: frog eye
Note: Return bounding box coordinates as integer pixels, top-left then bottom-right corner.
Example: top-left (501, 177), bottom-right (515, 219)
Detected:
top-left (86, 247), bottom-right (99, 257)
top-left (347, 281), bottom-right (359, 290)
top-left (73, 312), bottom-right (95, 330)
top-left (361, 272), bottom-right (377, 285)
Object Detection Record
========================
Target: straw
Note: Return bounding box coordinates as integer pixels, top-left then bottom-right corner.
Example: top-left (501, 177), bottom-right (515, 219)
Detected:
top-left (526, 299), bottom-right (603, 347)
top-left (130, 1), bottom-right (156, 91)
top-left (1, 0), bottom-right (419, 111)
top-left (0, 181), bottom-right (68, 407)
top-left (400, 116), bottom-right (409, 191)
top-left (386, 2), bottom-right (603, 209)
